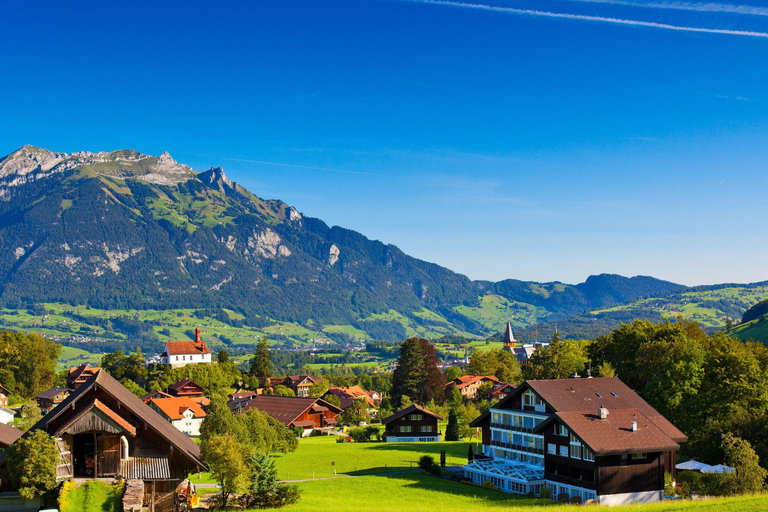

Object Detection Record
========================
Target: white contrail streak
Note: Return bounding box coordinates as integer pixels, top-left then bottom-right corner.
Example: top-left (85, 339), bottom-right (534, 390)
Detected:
top-left (570, 0), bottom-right (768, 18)
top-left (222, 157), bottom-right (377, 176)
top-left (406, 0), bottom-right (768, 38)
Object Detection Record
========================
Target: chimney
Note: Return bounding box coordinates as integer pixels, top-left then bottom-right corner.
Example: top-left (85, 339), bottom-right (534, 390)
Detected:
top-left (631, 421), bottom-right (637, 432)
top-left (195, 327), bottom-right (201, 343)
top-left (599, 406), bottom-right (609, 420)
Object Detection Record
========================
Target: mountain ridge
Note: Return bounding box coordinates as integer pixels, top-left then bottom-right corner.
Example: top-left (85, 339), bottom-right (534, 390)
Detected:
top-left (0, 145), bottom-right (744, 345)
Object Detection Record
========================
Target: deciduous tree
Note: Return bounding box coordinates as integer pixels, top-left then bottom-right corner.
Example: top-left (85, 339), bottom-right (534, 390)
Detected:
top-left (6, 430), bottom-right (59, 499)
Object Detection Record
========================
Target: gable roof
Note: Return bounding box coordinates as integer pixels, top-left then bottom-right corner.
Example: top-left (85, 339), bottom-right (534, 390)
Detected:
top-left (163, 341), bottom-right (211, 356)
top-left (54, 398), bottom-right (137, 437)
top-left (2, 370), bottom-right (205, 469)
top-left (0, 382), bottom-right (11, 397)
top-left (382, 404), bottom-right (443, 424)
top-left (68, 364), bottom-right (100, 378)
top-left (471, 378), bottom-right (687, 443)
top-left (450, 375), bottom-right (500, 389)
top-left (536, 408), bottom-right (680, 456)
top-left (228, 395), bottom-right (341, 425)
top-left (141, 390), bottom-right (172, 403)
top-left (0, 422), bottom-right (23, 448)
top-left (325, 386), bottom-right (375, 408)
top-left (150, 397), bottom-right (207, 420)
top-left (168, 379), bottom-right (203, 393)
top-left (35, 387), bottom-right (71, 400)
top-left (285, 375), bottom-right (317, 386)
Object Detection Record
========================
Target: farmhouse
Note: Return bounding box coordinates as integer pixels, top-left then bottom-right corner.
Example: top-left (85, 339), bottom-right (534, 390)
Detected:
top-left (160, 327), bottom-right (212, 368)
top-left (35, 387), bottom-right (72, 415)
top-left (466, 377), bottom-right (686, 505)
top-left (0, 369), bottom-right (206, 509)
top-left (167, 378), bottom-right (204, 398)
top-left (446, 375), bottom-right (500, 400)
top-left (382, 405), bottom-right (442, 442)
top-left (228, 395), bottom-right (341, 433)
top-left (324, 386), bottom-right (376, 410)
top-left (0, 422), bottom-right (22, 450)
top-left (149, 397), bottom-right (207, 437)
top-left (282, 375), bottom-right (317, 397)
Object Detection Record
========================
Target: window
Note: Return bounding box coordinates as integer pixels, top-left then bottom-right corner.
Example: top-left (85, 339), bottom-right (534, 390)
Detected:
top-left (410, 413), bottom-right (422, 421)
top-left (421, 425), bottom-right (433, 432)
top-left (523, 391), bottom-right (544, 407)
top-left (583, 449), bottom-right (595, 461)
top-left (400, 425), bottom-right (412, 433)
top-left (559, 445), bottom-right (569, 457)
top-left (570, 444), bottom-right (582, 459)
top-left (555, 424), bottom-right (568, 436)
top-left (547, 443), bottom-right (556, 454)
top-left (183, 355), bottom-right (186, 361)
top-left (632, 453), bottom-right (647, 460)
top-left (175, 356), bottom-right (179, 361)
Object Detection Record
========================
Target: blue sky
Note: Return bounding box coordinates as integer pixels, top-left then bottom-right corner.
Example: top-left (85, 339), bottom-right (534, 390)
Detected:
top-left (1, 0), bottom-right (767, 286)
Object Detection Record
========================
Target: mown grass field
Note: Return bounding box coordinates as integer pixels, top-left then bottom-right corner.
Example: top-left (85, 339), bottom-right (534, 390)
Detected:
top-left (59, 480), bottom-right (123, 512)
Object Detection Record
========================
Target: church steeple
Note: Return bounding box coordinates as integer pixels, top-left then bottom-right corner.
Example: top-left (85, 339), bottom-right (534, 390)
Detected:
top-left (503, 321), bottom-right (516, 351)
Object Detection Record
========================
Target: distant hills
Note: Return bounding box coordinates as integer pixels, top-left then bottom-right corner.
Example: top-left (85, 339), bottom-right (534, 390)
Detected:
top-left (0, 145), bottom-right (764, 349)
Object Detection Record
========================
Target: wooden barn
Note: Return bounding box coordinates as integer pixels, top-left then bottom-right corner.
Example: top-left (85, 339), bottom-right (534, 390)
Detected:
top-left (0, 370), bottom-right (206, 511)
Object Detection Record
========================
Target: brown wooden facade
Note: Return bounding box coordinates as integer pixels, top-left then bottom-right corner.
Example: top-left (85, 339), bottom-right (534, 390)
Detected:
top-left (382, 405), bottom-right (442, 441)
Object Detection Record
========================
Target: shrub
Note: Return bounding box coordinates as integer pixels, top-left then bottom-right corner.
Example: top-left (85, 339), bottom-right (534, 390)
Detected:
top-left (538, 484), bottom-right (552, 500)
top-left (418, 455), bottom-right (442, 476)
top-left (481, 480), bottom-right (496, 490)
top-left (348, 426), bottom-right (379, 443)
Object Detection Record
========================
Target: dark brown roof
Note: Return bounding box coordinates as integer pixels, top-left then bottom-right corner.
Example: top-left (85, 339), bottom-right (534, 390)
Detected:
top-left (168, 379), bottom-right (202, 392)
top-left (382, 404), bottom-right (443, 424)
top-left (54, 398), bottom-right (138, 437)
top-left (285, 375), bottom-right (316, 386)
top-left (0, 422), bottom-right (23, 448)
top-left (538, 409), bottom-right (681, 456)
top-left (141, 390), bottom-right (172, 403)
top-left (228, 395), bottom-right (341, 426)
top-left (1, 370), bottom-right (205, 469)
top-left (35, 387), bottom-right (71, 400)
top-left (0, 382), bottom-right (11, 397)
top-left (471, 378), bottom-right (687, 443)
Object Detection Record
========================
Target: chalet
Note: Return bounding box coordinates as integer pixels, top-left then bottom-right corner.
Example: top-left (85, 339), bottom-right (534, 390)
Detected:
top-left (67, 364), bottom-right (100, 389)
top-left (446, 375), bottom-right (500, 400)
top-left (488, 382), bottom-right (516, 401)
top-left (282, 375), bottom-right (317, 397)
top-left (149, 397), bottom-right (206, 438)
top-left (368, 390), bottom-right (382, 405)
top-left (229, 390), bottom-right (259, 401)
top-left (323, 386), bottom-right (375, 410)
top-left (382, 405), bottom-right (442, 442)
top-left (228, 395), bottom-right (341, 433)
top-left (466, 378), bottom-right (686, 505)
top-left (160, 327), bottom-right (212, 368)
top-left (167, 379), bottom-right (204, 398)
top-left (0, 369), bottom-right (206, 509)
top-left (35, 387), bottom-right (72, 415)
top-left (0, 422), bottom-right (22, 451)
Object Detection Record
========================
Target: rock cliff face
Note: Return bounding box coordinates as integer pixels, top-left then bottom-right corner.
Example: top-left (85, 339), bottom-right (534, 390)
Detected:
top-left (0, 145), bottom-right (685, 340)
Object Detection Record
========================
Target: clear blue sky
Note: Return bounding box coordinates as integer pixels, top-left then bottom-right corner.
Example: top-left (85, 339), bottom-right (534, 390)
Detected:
top-left (1, 0), bottom-right (767, 286)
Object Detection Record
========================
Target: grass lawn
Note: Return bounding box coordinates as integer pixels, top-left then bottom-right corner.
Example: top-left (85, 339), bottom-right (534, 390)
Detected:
top-left (59, 480), bottom-right (123, 512)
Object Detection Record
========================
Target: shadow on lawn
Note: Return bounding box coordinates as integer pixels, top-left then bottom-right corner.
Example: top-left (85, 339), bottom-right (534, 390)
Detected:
top-left (361, 472), bottom-right (555, 507)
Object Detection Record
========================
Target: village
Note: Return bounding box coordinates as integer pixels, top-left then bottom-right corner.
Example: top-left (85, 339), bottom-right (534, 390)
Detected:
top-left (0, 322), bottom-right (760, 512)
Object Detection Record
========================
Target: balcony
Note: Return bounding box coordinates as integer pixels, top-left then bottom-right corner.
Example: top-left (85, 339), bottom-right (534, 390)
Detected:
top-left (490, 422), bottom-right (534, 434)
top-left (489, 439), bottom-right (544, 455)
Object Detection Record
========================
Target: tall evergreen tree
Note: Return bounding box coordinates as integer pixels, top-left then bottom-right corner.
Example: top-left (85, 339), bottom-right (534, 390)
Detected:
top-left (445, 408), bottom-right (460, 441)
top-left (250, 337), bottom-right (273, 378)
top-left (391, 338), bottom-right (446, 407)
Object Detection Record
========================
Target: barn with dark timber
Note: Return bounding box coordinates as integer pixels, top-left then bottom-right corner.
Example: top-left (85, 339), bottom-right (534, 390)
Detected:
top-left (0, 369), bottom-right (206, 512)
top-left (466, 377), bottom-right (686, 505)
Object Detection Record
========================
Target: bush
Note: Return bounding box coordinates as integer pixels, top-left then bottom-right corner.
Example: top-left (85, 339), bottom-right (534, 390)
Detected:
top-left (418, 455), bottom-right (442, 476)
top-left (481, 480), bottom-right (496, 490)
top-left (538, 484), bottom-right (552, 500)
top-left (348, 426), bottom-right (379, 443)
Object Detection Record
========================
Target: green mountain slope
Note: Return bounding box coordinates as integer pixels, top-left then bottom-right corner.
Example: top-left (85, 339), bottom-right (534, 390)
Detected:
top-left (0, 145), bottom-right (749, 350)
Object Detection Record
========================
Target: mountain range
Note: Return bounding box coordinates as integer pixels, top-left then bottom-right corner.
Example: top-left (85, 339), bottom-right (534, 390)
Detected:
top-left (0, 145), bottom-right (762, 346)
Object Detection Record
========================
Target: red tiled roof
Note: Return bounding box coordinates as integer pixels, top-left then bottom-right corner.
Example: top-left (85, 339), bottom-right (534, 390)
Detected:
top-left (150, 397), bottom-right (207, 420)
top-left (0, 422), bottom-right (22, 448)
top-left (68, 364), bottom-right (100, 378)
top-left (325, 386), bottom-right (375, 408)
top-left (452, 375), bottom-right (499, 389)
top-left (382, 404), bottom-right (443, 424)
top-left (163, 341), bottom-right (211, 356)
top-left (228, 395), bottom-right (341, 426)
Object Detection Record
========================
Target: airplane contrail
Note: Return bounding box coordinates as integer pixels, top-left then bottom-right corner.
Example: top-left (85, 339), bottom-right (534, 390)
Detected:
top-left (402, 0), bottom-right (768, 38)
top-left (569, 0), bottom-right (768, 18)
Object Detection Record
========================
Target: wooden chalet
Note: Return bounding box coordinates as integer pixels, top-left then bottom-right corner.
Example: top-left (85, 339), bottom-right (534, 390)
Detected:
top-left (446, 375), bottom-right (500, 400)
top-left (228, 395), bottom-right (341, 432)
top-left (167, 379), bottom-right (204, 398)
top-left (488, 382), bottom-right (516, 401)
top-left (67, 364), bottom-right (100, 390)
top-left (282, 375), bottom-right (317, 397)
top-left (35, 387), bottom-right (72, 415)
top-left (0, 369), bottom-right (206, 511)
top-left (466, 377), bottom-right (686, 505)
top-left (382, 405), bottom-right (443, 442)
top-left (0, 422), bottom-right (22, 450)
top-left (142, 390), bottom-right (173, 403)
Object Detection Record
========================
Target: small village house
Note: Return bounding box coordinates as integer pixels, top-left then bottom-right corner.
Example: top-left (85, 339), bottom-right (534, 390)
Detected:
top-left (0, 383), bottom-right (13, 425)
top-left (446, 375), bottom-right (500, 400)
top-left (466, 377), bottom-right (686, 505)
top-left (35, 387), bottom-right (72, 415)
top-left (0, 422), bottom-right (22, 450)
top-left (282, 375), bottom-right (317, 397)
top-left (160, 327), bottom-right (212, 368)
top-left (149, 397), bottom-right (207, 437)
top-left (67, 364), bottom-right (100, 390)
top-left (488, 382), bottom-right (516, 402)
top-left (323, 385), bottom-right (377, 415)
top-left (0, 382), bottom-right (10, 408)
top-left (382, 405), bottom-right (442, 442)
top-left (167, 378), bottom-right (204, 398)
top-left (228, 395), bottom-right (341, 434)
